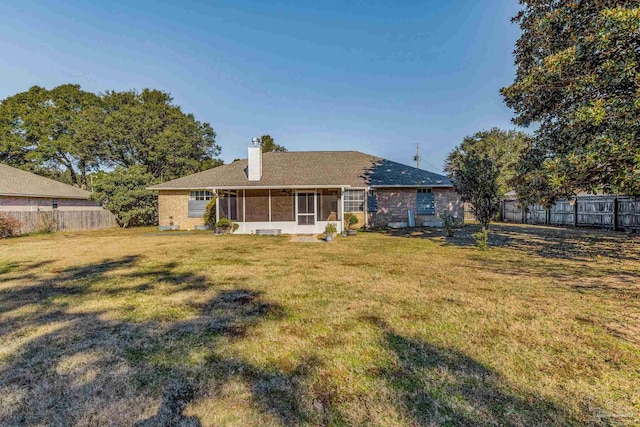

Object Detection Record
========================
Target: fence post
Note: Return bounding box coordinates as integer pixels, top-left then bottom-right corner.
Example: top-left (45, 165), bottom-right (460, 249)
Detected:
top-left (613, 196), bottom-right (619, 231)
top-left (573, 198), bottom-right (578, 227)
top-left (545, 207), bottom-right (550, 225)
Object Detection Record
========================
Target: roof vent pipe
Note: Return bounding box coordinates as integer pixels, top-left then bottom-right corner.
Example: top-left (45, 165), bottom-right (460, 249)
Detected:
top-left (248, 137), bottom-right (262, 181)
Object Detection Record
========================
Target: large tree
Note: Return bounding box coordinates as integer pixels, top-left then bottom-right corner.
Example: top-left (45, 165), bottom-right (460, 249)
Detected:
top-left (260, 134), bottom-right (287, 153)
top-left (95, 89), bottom-right (220, 181)
top-left (90, 166), bottom-right (159, 227)
top-left (501, 2), bottom-right (640, 201)
top-left (0, 84), bottom-right (104, 187)
top-left (445, 128), bottom-right (529, 195)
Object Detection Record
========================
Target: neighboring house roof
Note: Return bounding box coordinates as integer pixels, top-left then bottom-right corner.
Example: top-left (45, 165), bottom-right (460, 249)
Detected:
top-left (0, 164), bottom-right (91, 199)
top-left (148, 151), bottom-right (451, 190)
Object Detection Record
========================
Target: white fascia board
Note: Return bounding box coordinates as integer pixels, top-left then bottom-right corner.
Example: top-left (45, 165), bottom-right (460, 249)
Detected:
top-left (150, 184), bottom-right (357, 191)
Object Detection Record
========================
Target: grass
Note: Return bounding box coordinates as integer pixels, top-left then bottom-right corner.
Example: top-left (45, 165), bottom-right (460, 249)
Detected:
top-left (0, 223), bottom-right (638, 426)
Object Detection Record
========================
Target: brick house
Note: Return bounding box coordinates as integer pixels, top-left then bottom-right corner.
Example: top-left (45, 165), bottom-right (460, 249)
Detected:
top-left (0, 163), bottom-right (102, 212)
top-left (148, 144), bottom-right (462, 234)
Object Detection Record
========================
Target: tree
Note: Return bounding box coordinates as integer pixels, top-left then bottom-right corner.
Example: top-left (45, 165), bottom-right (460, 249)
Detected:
top-left (445, 128), bottom-right (529, 195)
top-left (260, 135), bottom-right (287, 153)
top-left (96, 89), bottom-right (220, 181)
top-left (501, 2), bottom-right (640, 201)
top-left (91, 166), bottom-right (159, 227)
top-left (446, 151), bottom-right (501, 233)
top-left (0, 84), bottom-right (104, 187)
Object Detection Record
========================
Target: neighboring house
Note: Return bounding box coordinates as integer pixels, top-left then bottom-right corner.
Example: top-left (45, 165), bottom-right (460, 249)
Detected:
top-left (0, 164), bottom-right (102, 212)
top-left (148, 144), bottom-right (462, 234)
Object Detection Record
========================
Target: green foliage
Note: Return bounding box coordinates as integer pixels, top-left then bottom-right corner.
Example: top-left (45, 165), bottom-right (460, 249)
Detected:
top-left (324, 222), bottom-right (337, 235)
top-left (472, 228), bottom-right (490, 251)
top-left (0, 84), bottom-right (103, 187)
top-left (215, 218), bottom-right (239, 234)
top-left (203, 199), bottom-right (217, 229)
top-left (0, 213), bottom-right (21, 238)
top-left (0, 85), bottom-right (223, 227)
top-left (447, 152), bottom-right (501, 231)
top-left (346, 214), bottom-right (359, 229)
top-left (441, 210), bottom-right (456, 238)
top-left (445, 128), bottom-right (529, 195)
top-left (95, 89), bottom-right (220, 181)
top-left (91, 166), bottom-right (159, 227)
top-left (260, 134), bottom-right (287, 153)
top-left (501, 2), bottom-right (640, 200)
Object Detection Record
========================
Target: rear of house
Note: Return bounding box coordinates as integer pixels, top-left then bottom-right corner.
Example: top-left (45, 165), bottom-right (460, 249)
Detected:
top-left (149, 145), bottom-right (462, 234)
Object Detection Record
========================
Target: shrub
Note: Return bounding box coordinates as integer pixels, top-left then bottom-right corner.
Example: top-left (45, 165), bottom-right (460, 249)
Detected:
top-left (36, 213), bottom-right (59, 233)
top-left (0, 213), bottom-right (21, 238)
top-left (203, 198), bottom-right (217, 229)
top-left (325, 222), bottom-right (337, 236)
top-left (441, 210), bottom-right (456, 238)
top-left (346, 214), bottom-right (359, 230)
top-left (472, 228), bottom-right (490, 251)
top-left (215, 218), bottom-right (239, 234)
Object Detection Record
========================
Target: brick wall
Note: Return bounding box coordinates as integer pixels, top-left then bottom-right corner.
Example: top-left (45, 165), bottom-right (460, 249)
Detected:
top-left (434, 188), bottom-right (464, 223)
top-left (369, 189), bottom-right (417, 227)
top-left (158, 190), bottom-right (205, 230)
top-left (368, 187), bottom-right (462, 227)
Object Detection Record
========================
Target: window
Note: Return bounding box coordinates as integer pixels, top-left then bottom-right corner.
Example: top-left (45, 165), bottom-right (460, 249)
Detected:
top-left (417, 188), bottom-right (435, 215)
top-left (188, 190), bottom-right (213, 218)
top-left (52, 199), bottom-right (58, 209)
top-left (344, 190), bottom-right (365, 212)
top-left (190, 191), bottom-right (212, 201)
top-left (367, 190), bottom-right (377, 213)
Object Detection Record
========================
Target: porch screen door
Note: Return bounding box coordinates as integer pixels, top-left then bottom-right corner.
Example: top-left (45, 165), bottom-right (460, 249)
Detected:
top-left (297, 192), bottom-right (316, 225)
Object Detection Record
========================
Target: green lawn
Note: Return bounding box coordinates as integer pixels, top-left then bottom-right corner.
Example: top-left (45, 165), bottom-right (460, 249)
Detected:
top-left (0, 224), bottom-right (638, 426)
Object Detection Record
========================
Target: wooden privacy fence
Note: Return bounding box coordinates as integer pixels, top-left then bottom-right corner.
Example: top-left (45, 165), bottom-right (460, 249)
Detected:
top-left (501, 196), bottom-right (640, 231)
top-left (4, 210), bottom-right (118, 234)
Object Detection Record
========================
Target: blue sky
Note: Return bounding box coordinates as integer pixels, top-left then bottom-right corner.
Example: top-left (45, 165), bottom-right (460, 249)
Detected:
top-left (0, 0), bottom-right (522, 173)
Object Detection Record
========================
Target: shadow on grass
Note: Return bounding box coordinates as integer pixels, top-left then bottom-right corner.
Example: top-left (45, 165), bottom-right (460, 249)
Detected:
top-left (0, 257), bottom-right (332, 426)
top-left (382, 223), bottom-right (640, 262)
top-left (366, 317), bottom-right (577, 426)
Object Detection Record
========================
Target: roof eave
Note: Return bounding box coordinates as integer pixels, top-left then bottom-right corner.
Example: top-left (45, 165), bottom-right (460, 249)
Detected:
top-left (148, 184), bottom-right (361, 191)
top-left (0, 192), bottom-right (92, 199)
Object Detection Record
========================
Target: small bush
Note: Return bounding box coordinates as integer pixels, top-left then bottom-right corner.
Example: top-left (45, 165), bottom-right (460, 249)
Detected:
top-left (203, 199), bottom-right (217, 229)
top-left (325, 222), bottom-right (337, 236)
top-left (0, 213), bottom-right (21, 238)
top-left (441, 210), bottom-right (456, 238)
top-left (346, 214), bottom-right (359, 229)
top-left (472, 228), bottom-right (490, 251)
top-left (36, 213), bottom-right (59, 233)
top-left (215, 218), bottom-right (239, 234)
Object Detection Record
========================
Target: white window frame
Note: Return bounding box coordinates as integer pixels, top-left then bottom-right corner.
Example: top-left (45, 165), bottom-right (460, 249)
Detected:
top-left (189, 190), bottom-right (213, 201)
top-left (344, 189), bottom-right (365, 212)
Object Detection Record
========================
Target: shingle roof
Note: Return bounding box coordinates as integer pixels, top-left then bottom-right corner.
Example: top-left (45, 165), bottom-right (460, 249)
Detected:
top-left (148, 151), bottom-right (451, 190)
top-left (0, 164), bottom-right (91, 199)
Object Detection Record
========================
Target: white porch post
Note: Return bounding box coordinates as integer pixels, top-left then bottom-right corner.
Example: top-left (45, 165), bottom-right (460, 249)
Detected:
top-left (214, 189), bottom-right (219, 223)
top-left (243, 189), bottom-right (246, 222)
top-left (339, 187), bottom-right (345, 233)
top-left (268, 189), bottom-right (272, 222)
